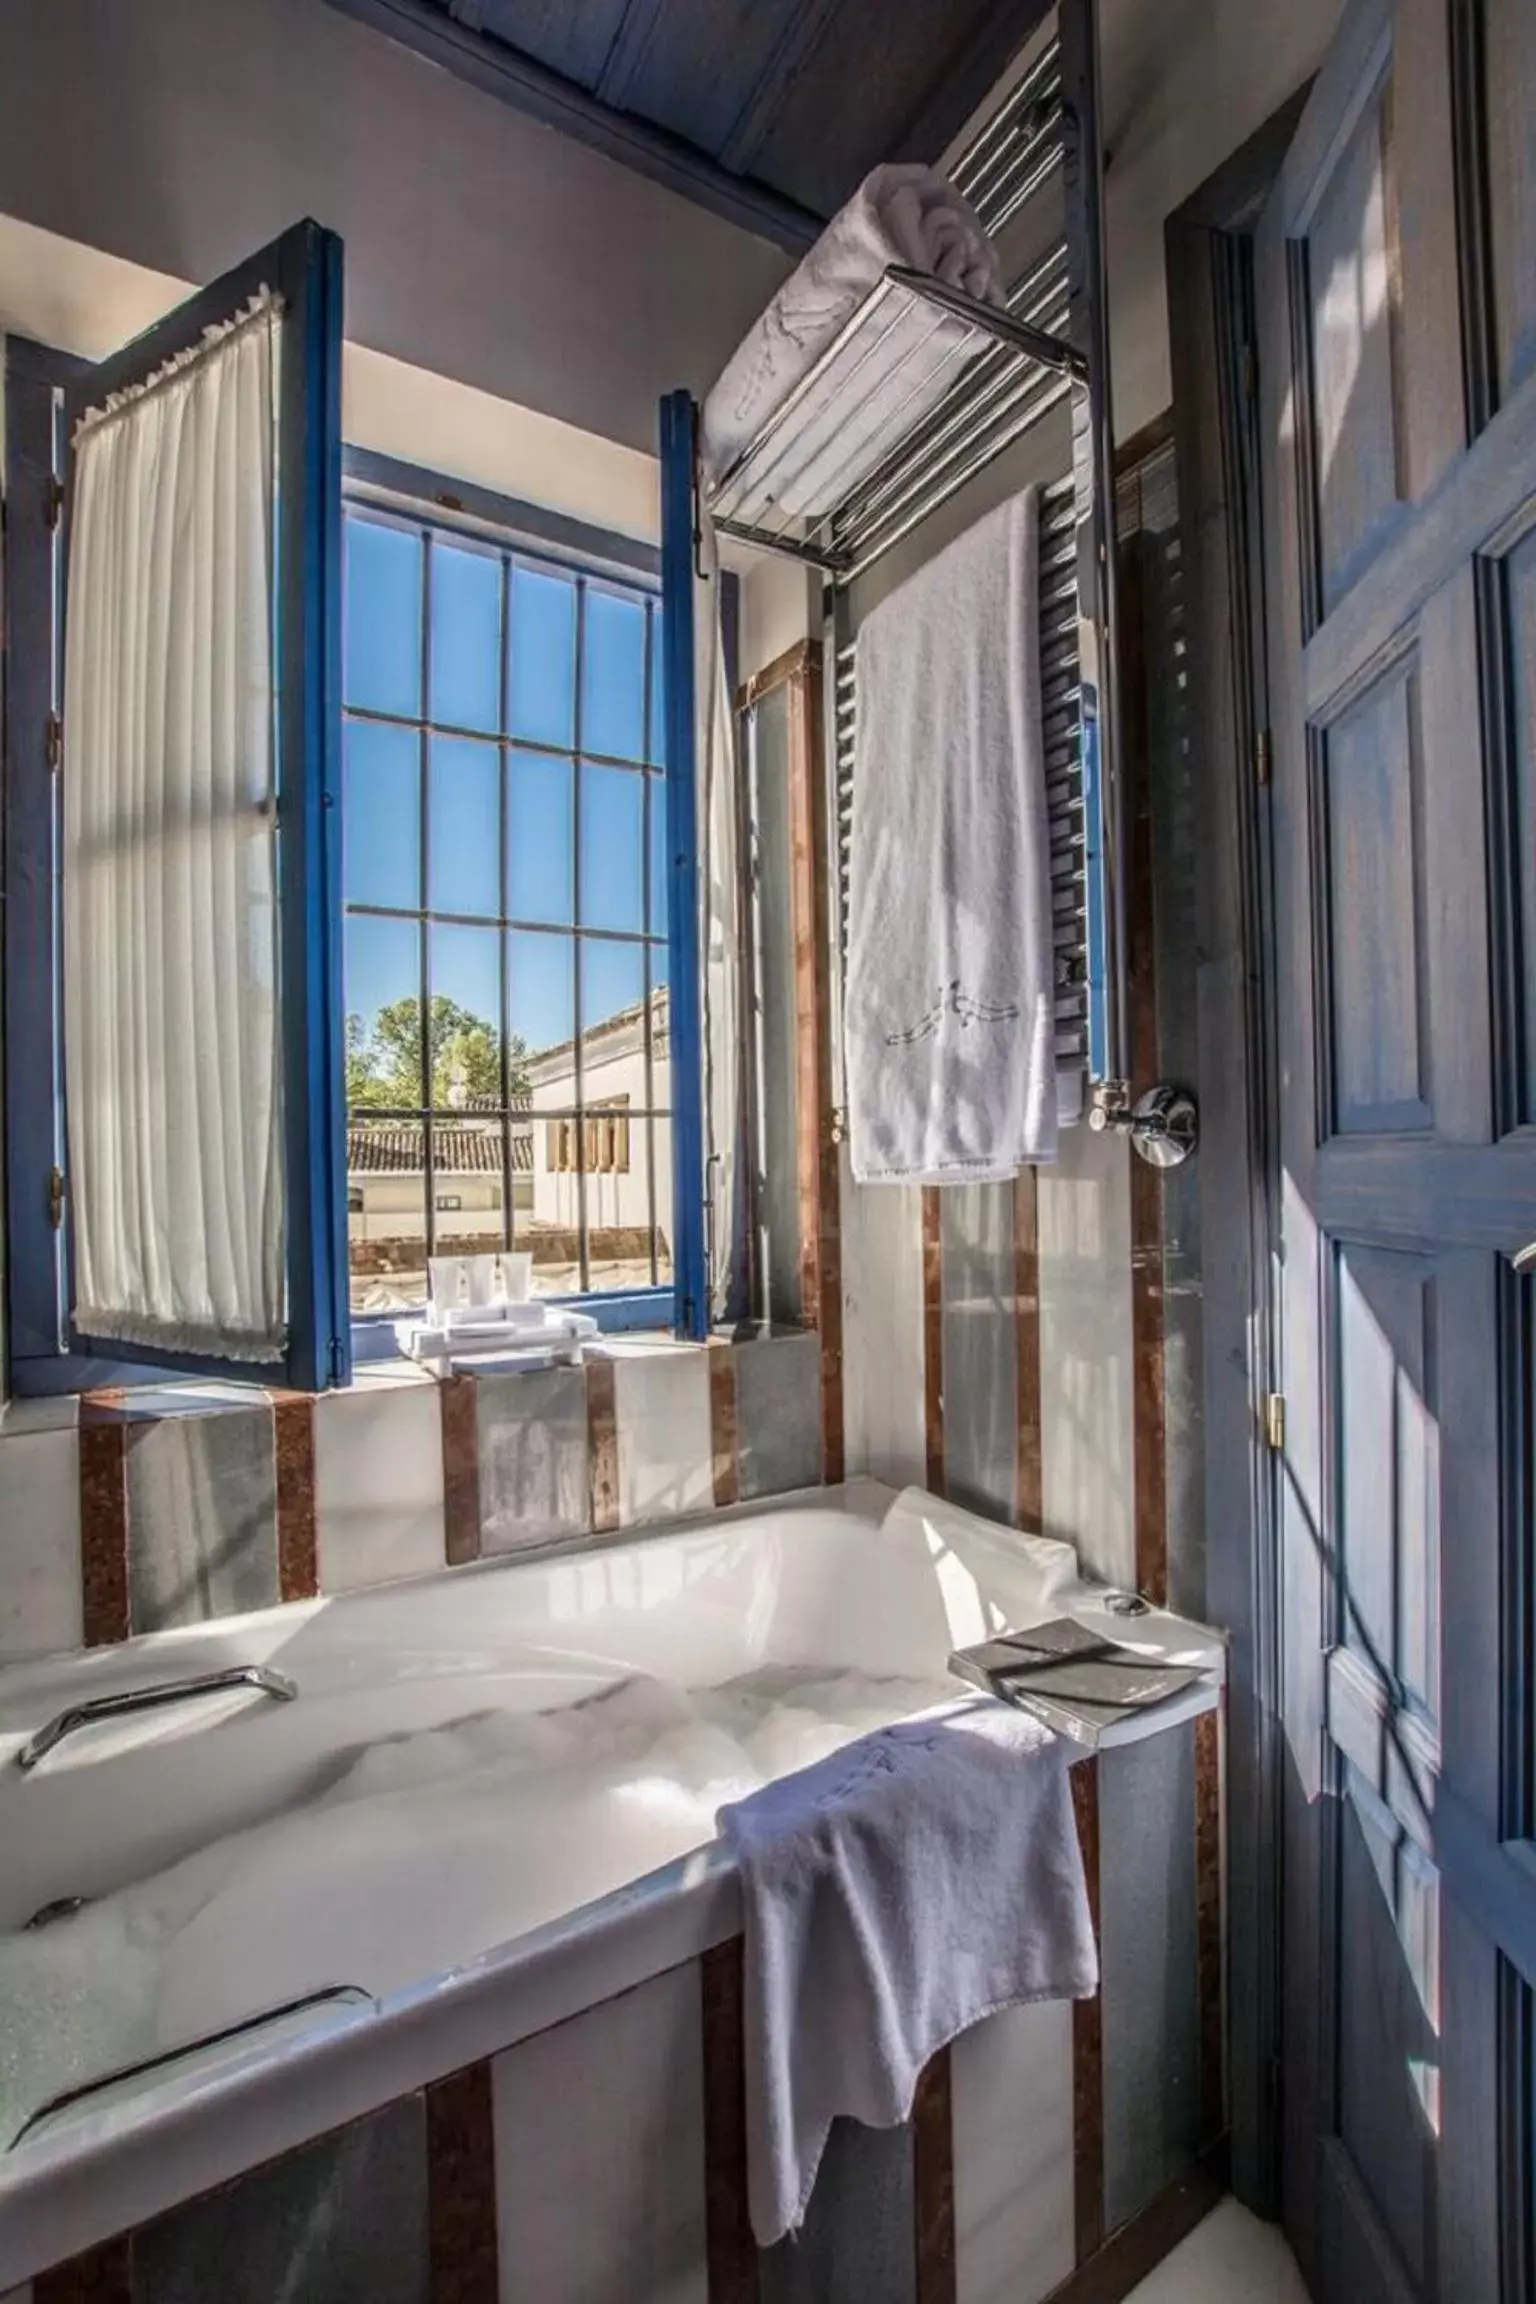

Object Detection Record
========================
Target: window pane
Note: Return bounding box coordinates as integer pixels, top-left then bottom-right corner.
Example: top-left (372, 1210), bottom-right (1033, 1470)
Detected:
top-left (429, 736), bottom-right (500, 918)
top-left (648, 976), bottom-right (672, 1108)
top-left (518, 1119), bottom-right (582, 1299)
top-left (648, 770), bottom-right (669, 938)
top-left (347, 1114), bottom-right (428, 1314)
top-left (583, 588), bottom-right (646, 760)
top-left (582, 936), bottom-right (645, 1041)
top-left (508, 751), bottom-right (573, 926)
top-left (582, 1107), bottom-right (659, 1295)
top-left (345, 913), bottom-right (421, 1108)
top-left (509, 929), bottom-right (575, 1079)
top-left (344, 719), bottom-right (419, 909)
top-left (508, 567), bottom-right (575, 749)
top-left (345, 515), bottom-right (421, 718)
top-left (647, 612), bottom-right (665, 765)
top-left (430, 922), bottom-right (503, 1106)
top-left (580, 763), bottom-right (644, 933)
top-left (430, 1116), bottom-right (505, 1252)
top-left (430, 541), bottom-right (501, 733)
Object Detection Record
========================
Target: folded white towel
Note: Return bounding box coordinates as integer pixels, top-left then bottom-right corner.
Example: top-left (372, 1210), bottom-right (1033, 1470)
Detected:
top-left (845, 486), bottom-right (1057, 1182)
top-left (717, 1698), bottom-right (1097, 2245)
top-left (702, 165), bottom-right (1003, 523)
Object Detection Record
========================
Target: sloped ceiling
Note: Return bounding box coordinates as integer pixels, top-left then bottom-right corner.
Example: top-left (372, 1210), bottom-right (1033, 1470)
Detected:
top-left (323, 0), bottom-right (1052, 248)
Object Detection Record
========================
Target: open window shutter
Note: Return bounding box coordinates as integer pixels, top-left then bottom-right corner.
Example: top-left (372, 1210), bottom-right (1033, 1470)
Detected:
top-left (59, 220), bottom-right (349, 1391)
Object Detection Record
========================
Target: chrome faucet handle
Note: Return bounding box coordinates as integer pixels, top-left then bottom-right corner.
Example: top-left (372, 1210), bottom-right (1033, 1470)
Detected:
top-left (1512, 1242), bottom-right (1536, 1274)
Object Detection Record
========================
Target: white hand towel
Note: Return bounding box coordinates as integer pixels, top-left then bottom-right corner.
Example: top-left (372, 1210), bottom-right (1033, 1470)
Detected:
top-left (845, 486), bottom-right (1057, 1182)
top-left (703, 164), bottom-right (1003, 522)
top-left (717, 1698), bottom-right (1097, 2246)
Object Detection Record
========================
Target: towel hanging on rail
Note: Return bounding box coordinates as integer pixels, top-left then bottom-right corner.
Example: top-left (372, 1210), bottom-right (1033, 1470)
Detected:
top-left (702, 165), bottom-right (1003, 525)
top-left (844, 485), bottom-right (1057, 1184)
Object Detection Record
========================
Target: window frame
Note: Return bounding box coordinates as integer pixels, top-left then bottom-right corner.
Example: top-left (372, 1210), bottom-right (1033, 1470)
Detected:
top-left (339, 449), bottom-right (698, 1354)
top-left (3, 222), bottom-right (350, 1399)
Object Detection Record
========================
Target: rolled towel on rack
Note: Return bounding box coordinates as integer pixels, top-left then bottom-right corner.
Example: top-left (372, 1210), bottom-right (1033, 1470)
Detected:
top-left (703, 165), bottom-right (1004, 524)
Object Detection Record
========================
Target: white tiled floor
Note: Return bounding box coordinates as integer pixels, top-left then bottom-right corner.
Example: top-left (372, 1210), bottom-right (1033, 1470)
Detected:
top-left (1126, 2198), bottom-right (1312, 2302)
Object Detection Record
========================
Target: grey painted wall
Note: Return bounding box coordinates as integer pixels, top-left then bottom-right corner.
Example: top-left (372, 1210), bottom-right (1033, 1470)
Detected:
top-left (0, 0), bottom-right (791, 455)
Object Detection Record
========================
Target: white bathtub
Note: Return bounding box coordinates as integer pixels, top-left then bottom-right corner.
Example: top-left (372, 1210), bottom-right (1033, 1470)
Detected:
top-left (0, 1479), bottom-right (1221, 2285)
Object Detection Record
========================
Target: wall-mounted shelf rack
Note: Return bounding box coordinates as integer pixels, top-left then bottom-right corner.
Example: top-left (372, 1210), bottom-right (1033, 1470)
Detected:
top-left (659, 0), bottom-right (1197, 1336)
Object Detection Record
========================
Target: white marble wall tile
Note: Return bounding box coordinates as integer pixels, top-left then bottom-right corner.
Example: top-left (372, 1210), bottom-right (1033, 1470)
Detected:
top-left (492, 1960), bottom-right (708, 2304)
top-left (735, 1332), bottom-right (822, 1501)
top-left (1037, 1122), bottom-right (1136, 1588)
top-left (940, 1182), bottom-right (1019, 1526)
top-left (476, 1365), bottom-right (590, 1553)
top-left (951, 1998), bottom-right (1075, 2304)
top-left (611, 1349), bottom-right (713, 1528)
top-left (315, 1380), bottom-right (446, 1592)
top-left (0, 1429), bottom-right (82, 1664)
top-left (840, 1149), bottom-right (926, 1490)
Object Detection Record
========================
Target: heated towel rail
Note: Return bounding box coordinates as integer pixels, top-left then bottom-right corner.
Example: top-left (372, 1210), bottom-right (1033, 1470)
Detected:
top-left (659, 0), bottom-right (1197, 1335)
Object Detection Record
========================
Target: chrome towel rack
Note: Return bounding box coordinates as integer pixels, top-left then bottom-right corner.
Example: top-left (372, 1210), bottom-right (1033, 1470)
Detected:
top-left (661, 0), bottom-right (1197, 1171)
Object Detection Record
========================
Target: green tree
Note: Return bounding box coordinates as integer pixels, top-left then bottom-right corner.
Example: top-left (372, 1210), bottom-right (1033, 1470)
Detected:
top-left (346, 995), bottom-right (529, 1109)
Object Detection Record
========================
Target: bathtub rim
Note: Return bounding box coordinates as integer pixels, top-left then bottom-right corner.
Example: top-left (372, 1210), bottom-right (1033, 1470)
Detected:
top-left (0, 1476), bottom-right (1224, 2287)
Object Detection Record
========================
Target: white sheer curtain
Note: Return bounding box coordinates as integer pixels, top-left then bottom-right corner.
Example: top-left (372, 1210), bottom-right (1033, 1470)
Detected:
top-left (696, 518), bottom-right (743, 1325)
top-left (63, 294), bottom-right (286, 1361)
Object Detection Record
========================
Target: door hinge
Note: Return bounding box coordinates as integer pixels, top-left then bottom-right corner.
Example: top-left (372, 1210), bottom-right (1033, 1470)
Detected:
top-left (46, 713), bottom-right (63, 773)
top-left (1255, 728), bottom-right (1273, 786)
top-left (48, 1166), bottom-right (66, 1230)
top-left (46, 477), bottom-right (64, 531)
top-left (1263, 1392), bottom-right (1286, 1451)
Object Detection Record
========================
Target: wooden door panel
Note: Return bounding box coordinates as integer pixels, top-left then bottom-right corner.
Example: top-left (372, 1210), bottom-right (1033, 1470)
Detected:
top-left (1335, 1770), bottom-right (1439, 2294)
top-left (1260, 0), bottom-right (1536, 2291)
top-left (1313, 654), bottom-right (1431, 1135)
top-left (1334, 1241), bottom-right (1439, 1724)
top-left (1499, 511), bottom-right (1536, 1126)
top-left (1305, 66), bottom-right (1406, 614)
top-left (1483, 0), bottom-right (1536, 406)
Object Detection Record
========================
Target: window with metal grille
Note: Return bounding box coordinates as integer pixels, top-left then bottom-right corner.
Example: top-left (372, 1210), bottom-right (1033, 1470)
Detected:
top-left (341, 479), bottom-right (675, 1325)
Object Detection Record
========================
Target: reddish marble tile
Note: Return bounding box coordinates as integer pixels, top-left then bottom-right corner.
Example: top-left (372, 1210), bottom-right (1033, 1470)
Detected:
top-left (700, 1936), bottom-right (757, 2304)
top-left (912, 2046), bottom-right (957, 2304)
top-left (709, 1343), bottom-right (740, 1510)
top-left (922, 1188), bottom-right (945, 1498)
top-left (78, 1395), bottom-right (129, 1647)
top-left (1071, 1757), bottom-right (1105, 2265)
top-left (270, 1391), bottom-right (318, 1602)
top-left (439, 1373), bottom-right (481, 1568)
top-left (585, 1356), bottom-right (620, 1536)
top-left (426, 2061), bottom-right (500, 2304)
top-left (1195, 1705), bottom-right (1225, 2144)
top-left (1013, 1169), bottom-right (1043, 1529)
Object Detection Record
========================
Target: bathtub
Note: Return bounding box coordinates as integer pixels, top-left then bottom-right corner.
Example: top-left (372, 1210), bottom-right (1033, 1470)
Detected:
top-left (0, 1479), bottom-right (1222, 2287)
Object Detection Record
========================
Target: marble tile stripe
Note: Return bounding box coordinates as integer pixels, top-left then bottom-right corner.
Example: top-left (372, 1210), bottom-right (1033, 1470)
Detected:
top-left (270, 1393), bottom-right (319, 1602)
top-left (1014, 1170), bottom-right (1044, 1529)
top-left (1129, 1163), bottom-right (1168, 1608)
top-left (1194, 1707), bottom-right (1225, 2144)
top-left (584, 1356), bottom-right (621, 1536)
top-left (426, 2062), bottom-right (500, 2304)
top-left (440, 1374), bottom-right (482, 1567)
top-left (783, 644), bottom-right (845, 1488)
top-left (911, 2048), bottom-right (956, 2304)
top-left (709, 1343), bottom-right (740, 1509)
top-left (77, 1395), bottom-right (130, 1648)
top-left (701, 1937), bottom-right (758, 2304)
top-left (1071, 1758), bottom-right (1106, 2265)
top-left (921, 1189), bottom-right (945, 1497)
top-left (32, 2240), bottom-right (131, 2304)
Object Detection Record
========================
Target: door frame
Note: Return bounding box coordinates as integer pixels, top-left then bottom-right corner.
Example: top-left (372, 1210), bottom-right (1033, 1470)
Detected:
top-left (1165, 88), bottom-right (1310, 2222)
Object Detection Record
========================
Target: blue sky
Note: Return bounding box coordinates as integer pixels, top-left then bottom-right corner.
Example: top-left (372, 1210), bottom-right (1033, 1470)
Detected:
top-left (341, 513), bottom-right (667, 1064)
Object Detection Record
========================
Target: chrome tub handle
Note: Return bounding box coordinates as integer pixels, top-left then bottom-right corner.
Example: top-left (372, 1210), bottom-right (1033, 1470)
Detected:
top-left (14, 1664), bottom-right (297, 1773)
top-left (8, 1983), bottom-right (373, 2150)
